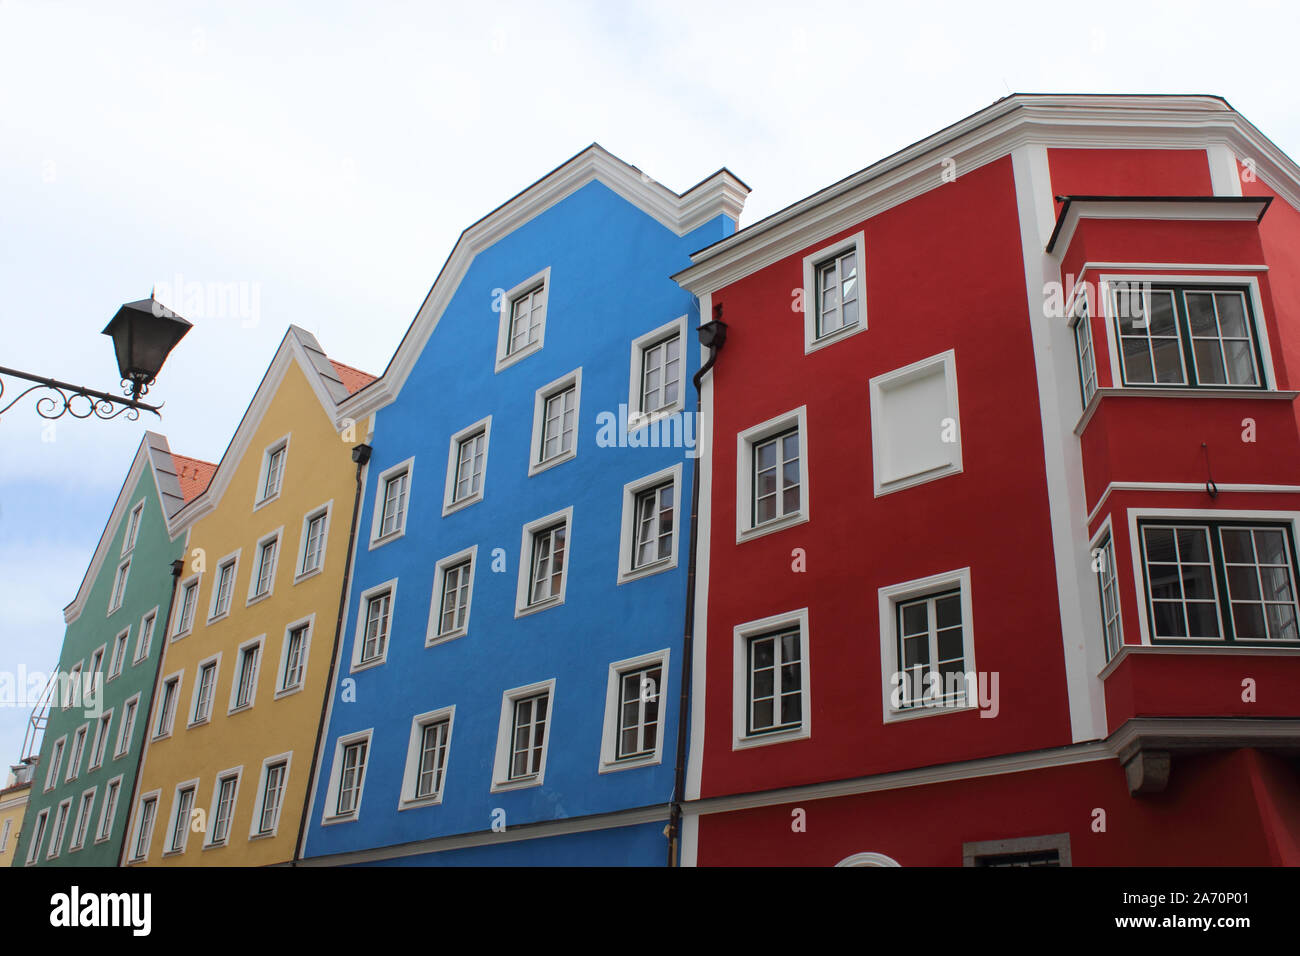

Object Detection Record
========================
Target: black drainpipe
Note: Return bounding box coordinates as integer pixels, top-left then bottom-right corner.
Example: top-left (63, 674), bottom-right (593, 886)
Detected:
top-left (294, 440), bottom-right (371, 863)
top-left (667, 306), bottom-right (727, 867)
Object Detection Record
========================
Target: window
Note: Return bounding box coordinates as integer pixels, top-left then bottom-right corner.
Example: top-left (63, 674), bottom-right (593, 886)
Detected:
top-left (0, 819), bottom-right (10, 852)
top-left (135, 609), bottom-right (157, 662)
top-left (122, 501), bottom-right (144, 555)
top-left (25, 809), bottom-right (48, 864)
top-left (324, 733), bottom-right (371, 821)
top-left (167, 783), bottom-right (197, 854)
top-left (428, 547), bottom-right (476, 645)
top-left (963, 834), bottom-right (1071, 867)
top-left (400, 708), bottom-right (455, 807)
top-left (70, 788), bottom-right (95, 851)
top-left (192, 659), bottom-right (219, 724)
top-left (108, 628), bottom-right (129, 679)
top-left (442, 417), bottom-right (491, 515)
top-left (370, 458), bottom-right (414, 546)
top-left (869, 350), bottom-right (962, 496)
top-left (61, 664), bottom-right (81, 710)
top-left (175, 578), bottom-right (199, 637)
top-left (1095, 532), bottom-right (1122, 660)
top-left (210, 555), bottom-right (238, 619)
top-left (1110, 283), bottom-right (1267, 389)
top-left (115, 696), bottom-right (139, 757)
top-left (88, 711), bottom-right (112, 770)
top-left (89, 644), bottom-right (105, 677)
top-left (491, 680), bottom-right (555, 792)
top-left (253, 756), bottom-right (290, 837)
top-left (47, 800), bottom-right (71, 859)
top-left (130, 794), bottom-right (158, 862)
top-left (600, 651), bottom-right (669, 772)
top-left (108, 558), bottom-right (130, 613)
top-left (1071, 293), bottom-right (1098, 406)
top-left (155, 674), bottom-right (180, 737)
top-left (736, 406), bottom-right (809, 542)
top-left (353, 582), bottom-right (396, 668)
top-left (1139, 520), bottom-right (1300, 644)
top-left (96, 777), bottom-right (122, 843)
top-left (248, 532), bottom-right (280, 602)
top-left (801, 232), bottom-right (868, 352)
top-left (617, 465), bottom-right (682, 584)
top-left (297, 505), bottom-right (330, 578)
top-left (628, 316), bottom-right (687, 425)
top-left (66, 724), bottom-right (88, 781)
top-left (515, 508), bottom-right (573, 617)
top-left (44, 736), bottom-right (65, 790)
top-left (258, 439), bottom-right (288, 504)
top-left (528, 369), bottom-right (581, 476)
top-left (207, 772), bottom-right (240, 847)
top-left (230, 639), bottom-right (262, 712)
top-left (494, 267), bottom-right (550, 371)
top-left (878, 568), bottom-right (976, 721)
top-left (279, 620), bottom-right (311, 693)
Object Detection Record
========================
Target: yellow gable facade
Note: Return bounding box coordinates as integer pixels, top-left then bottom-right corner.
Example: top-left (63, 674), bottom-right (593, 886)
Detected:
top-left (126, 329), bottom-right (372, 866)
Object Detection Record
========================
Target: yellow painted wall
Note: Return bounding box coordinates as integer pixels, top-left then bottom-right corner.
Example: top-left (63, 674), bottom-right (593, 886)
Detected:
top-left (130, 357), bottom-right (369, 866)
top-left (0, 783), bottom-right (31, 867)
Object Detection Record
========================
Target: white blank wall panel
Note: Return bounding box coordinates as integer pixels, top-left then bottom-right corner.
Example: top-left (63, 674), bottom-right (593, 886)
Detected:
top-left (870, 351), bottom-right (962, 496)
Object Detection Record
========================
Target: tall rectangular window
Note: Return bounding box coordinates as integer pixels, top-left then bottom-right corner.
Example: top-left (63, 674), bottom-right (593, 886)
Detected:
top-left (194, 662), bottom-right (217, 722)
top-left (115, 699), bottom-right (137, 756)
top-left (234, 645), bottom-right (260, 709)
top-left (132, 797), bottom-right (156, 861)
top-left (1096, 535), bottom-right (1122, 660)
top-left (45, 738), bottom-right (65, 790)
top-left (895, 589), bottom-right (967, 709)
top-left (616, 663), bottom-right (661, 760)
top-left (1072, 295), bottom-right (1098, 406)
top-left (258, 761), bottom-right (287, 834)
top-left (379, 470), bottom-right (409, 539)
top-left (415, 719), bottom-right (451, 799)
top-left (639, 332), bottom-right (681, 416)
top-left (632, 482), bottom-right (674, 570)
top-left (262, 444), bottom-right (286, 501)
top-left (70, 790), bottom-right (94, 850)
top-left (88, 712), bottom-right (111, 769)
top-left (360, 590), bottom-right (391, 664)
top-left (539, 386), bottom-right (577, 464)
top-left (176, 582), bottom-right (198, 635)
top-left (301, 511), bottom-right (327, 574)
top-left (453, 430), bottom-right (487, 503)
top-left (169, 786), bottom-right (195, 852)
top-left (337, 741), bottom-right (368, 815)
top-left (109, 559), bottom-right (130, 612)
top-left (251, 537), bottom-right (277, 599)
top-left (439, 560), bottom-right (472, 636)
top-left (156, 677), bottom-right (179, 737)
top-left (509, 693), bottom-right (548, 780)
top-left (746, 629), bottom-right (802, 734)
top-left (66, 725), bottom-right (88, 781)
top-left (507, 283), bottom-right (546, 356)
top-left (282, 624), bottom-right (308, 690)
top-left (752, 429), bottom-right (801, 527)
top-left (97, 779), bottom-right (120, 842)
top-left (109, 629), bottom-right (129, 678)
top-left (47, 801), bottom-right (70, 858)
top-left (528, 523), bottom-right (567, 607)
top-left (122, 502), bottom-right (144, 555)
top-left (136, 611), bottom-right (156, 661)
top-left (212, 559), bottom-right (236, 617)
top-left (25, 810), bottom-right (48, 864)
top-left (210, 776), bottom-right (237, 845)
top-left (815, 248), bottom-right (860, 338)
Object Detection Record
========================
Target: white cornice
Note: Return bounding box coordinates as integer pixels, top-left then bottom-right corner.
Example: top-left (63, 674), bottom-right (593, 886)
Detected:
top-left (333, 145), bottom-right (749, 425)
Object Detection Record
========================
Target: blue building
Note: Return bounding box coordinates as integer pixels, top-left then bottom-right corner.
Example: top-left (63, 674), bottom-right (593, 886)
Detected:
top-left (300, 147), bottom-right (746, 864)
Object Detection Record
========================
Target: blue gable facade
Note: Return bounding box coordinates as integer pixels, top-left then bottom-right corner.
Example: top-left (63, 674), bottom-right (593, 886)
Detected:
top-left (301, 149), bottom-right (745, 864)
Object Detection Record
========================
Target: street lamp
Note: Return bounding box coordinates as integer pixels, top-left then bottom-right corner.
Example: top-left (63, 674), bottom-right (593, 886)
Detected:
top-left (0, 295), bottom-right (191, 422)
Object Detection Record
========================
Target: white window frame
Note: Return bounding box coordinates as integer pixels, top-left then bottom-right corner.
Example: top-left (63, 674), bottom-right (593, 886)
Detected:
top-left (294, 501), bottom-right (333, 582)
top-left (515, 507), bottom-right (574, 618)
top-left (617, 463), bottom-right (682, 584)
top-left (88, 643), bottom-right (106, 679)
top-left (108, 626), bottom-right (130, 680)
top-left (208, 549), bottom-right (241, 622)
top-left (246, 528), bottom-right (282, 605)
top-left (442, 416), bottom-right (492, 516)
top-left (322, 731), bottom-right (372, 824)
top-left (869, 349), bottom-right (963, 497)
top-left (121, 499), bottom-right (145, 556)
top-left (494, 266), bottom-right (551, 372)
top-left (732, 609), bottom-right (811, 749)
top-left (115, 694), bottom-right (140, 757)
top-left (877, 567), bottom-right (977, 723)
top-left (94, 774), bottom-right (123, 844)
top-left (88, 709), bottom-right (113, 771)
top-left (204, 767), bottom-right (243, 849)
top-left (1090, 516), bottom-right (1124, 662)
top-left (250, 751), bottom-right (293, 839)
top-left (46, 797), bottom-right (72, 859)
top-left (736, 405), bottom-right (809, 543)
top-left (599, 649), bottom-right (670, 773)
top-left (528, 368), bottom-right (582, 477)
top-left (154, 671), bottom-right (182, 739)
top-left (135, 607), bottom-right (158, 663)
top-left (369, 457), bottom-right (415, 548)
top-left (69, 785), bottom-right (97, 852)
top-left (127, 790), bottom-right (160, 863)
top-left (351, 579), bottom-right (397, 671)
top-left (398, 706), bottom-right (456, 809)
top-left (228, 635), bottom-right (265, 714)
top-left (189, 653), bottom-right (222, 726)
top-left (490, 679), bottom-right (556, 793)
top-left (61, 663), bottom-right (81, 711)
top-left (254, 434), bottom-right (290, 509)
top-left (276, 614), bottom-right (315, 698)
top-left (107, 557), bottom-right (131, 615)
top-left (802, 231), bottom-right (868, 353)
top-left (65, 722), bottom-right (89, 782)
top-left (162, 778), bottom-right (200, 856)
top-left (1069, 289), bottom-right (1098, 408)
top-left (173, 575), bottom-right (201, 639)
top-left (427, 546), bottom-right (477, 646)
top-left (44, 735), bottom-right (66, 790)
top-left (627, 315), bottom-right (688, 429)
top-left (24, 808), bottom-right (49, 865)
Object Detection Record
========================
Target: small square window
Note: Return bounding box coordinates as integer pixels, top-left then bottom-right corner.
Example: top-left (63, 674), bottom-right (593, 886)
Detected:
top-left (442, 417), bottom-right (491, 516)
top-left (736, 406), bottom-right (809, 543)
top-left (428, 546), bottom-right (476, 645)
top-left (515, 509), bottom-right (573, 617)
top-left (400, 707), bottom-right (455, 807)
top-left (491, 680), bottom-right (555, 792)
top-left (494, 267), bottom-right (550, 372)
top-left (732, 609), bottom-right (811, 748)
top-left (370, 458), bottom-right (415, 547)
top-left (528, 370), bottom-right (581, 476)
top-left (801, 232), bottom-right (867, 353)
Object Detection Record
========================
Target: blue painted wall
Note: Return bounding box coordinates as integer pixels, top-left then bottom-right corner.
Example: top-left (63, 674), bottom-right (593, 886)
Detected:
top-left (303, 178), bottom-right (734, 863)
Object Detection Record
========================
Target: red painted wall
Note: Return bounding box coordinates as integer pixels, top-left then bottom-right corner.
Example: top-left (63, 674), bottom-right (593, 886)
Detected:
top-left (1048, 148), bottom-right (1214, 209)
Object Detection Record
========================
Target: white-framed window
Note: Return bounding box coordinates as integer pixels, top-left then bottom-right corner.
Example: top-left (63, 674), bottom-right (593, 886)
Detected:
top-left (209, 551), bottom-right (240, 620)
top-left (61, 663), bottom-right (81, 711)
top-left (46, 798), bottom-right (71, 859)
top-left (296, 502), bottom-right (332, 580)
top-left (801, 231), bottom-right (867, 352)
top-left (442, 416), bottom-right (491, 516)
top-left (174, 576), bottom-right (200, 638)
top-left (164, 780), bottom-right (199, 855)
top-left (370, 458), bottom-right (414, 547)
top-left (65, 723), bottom-right (89, 782)
top-left (44, 735), bottom-right (66, 790)
top-left (399, 707), bottom-right (455, 808)
top-left (190, 655), bottom-right (220, 725)
top-left (323, 731), bottom-right (372, 823)
top-left (154, 672), bottom-right (181, 738)
top-left (277, 617), bottom-right (313, 695)
top-left (95, 775), bottom-right (123, 844)
top-left (1070, 292), bottom-right (1098, 407)
top-left (515, 508), bottom-right (573, 617)
top-left (88, 709), bottom-right (112, 770)
top-left (427, 546), bottom-right (477, 645)
top-left (247, 529), bottom-right (281, 603)
top-left (121, 500), bottom-right (145, 556)
top-left (494, 267), bottom-right (550, 372)
top-left (528, 369), bottom-right (581, 476)
top-left (25, 808), bottom-right (49, 864)
top-left (89, 644), bottom-right (106, 678)
top-left (128, 791), bottom-right (159, 862)
top-left (736, 405), bottom-right (809, 543)
top-left (1092, 524), bottom-right (1123, 661)
top-left (491, 680), bottom-right (555, 792)
top-left (352, 580), bottom-right (397, 670)
top-left (878, 568), bottom-right (976, 722)
top-left (628, 316), bottom-right (687, 427)
top-left (0, 818), bottom-right (10, 852)
top-left (135, 608), bottom-right (158, 663)
top-left (256, 436), bottom-right (290, 507)
top-left (869, 350), bottom-right (962, 497)
top-left (108, 627), bottom-right (130, 680)
top-left (251, 753), bottom-right (291, 838)
top-left (69, 786), bottom-right (96, 851)
top-left (599, 650), bottom-right (669, 773)
top-left (732, 609), bottom-right (811, 748)
top-left (108, 558), bottom-right (130, 614)
top-left (617, 464), bottom-right (682, 584)
top-left (229, 636), bottom-right (264, 713)
top-left (205, 769), bottom-right (241, 848)
top-left (115, 695), bottom-right (139, 757)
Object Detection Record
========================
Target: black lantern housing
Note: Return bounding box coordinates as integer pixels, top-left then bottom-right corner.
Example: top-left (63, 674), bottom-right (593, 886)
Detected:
top-left (101, 297), bottom-right (192, 401)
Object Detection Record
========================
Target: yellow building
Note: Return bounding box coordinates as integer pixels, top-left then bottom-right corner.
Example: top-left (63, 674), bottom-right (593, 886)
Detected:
top-left (0, 761), bottom-right (35, 868)
top-left (125, 327), bottom-right (374, 866)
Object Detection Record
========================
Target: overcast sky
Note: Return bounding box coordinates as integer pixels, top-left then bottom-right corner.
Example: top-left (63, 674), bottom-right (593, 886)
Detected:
top-left (2, 0), bottom-right (1297, 766)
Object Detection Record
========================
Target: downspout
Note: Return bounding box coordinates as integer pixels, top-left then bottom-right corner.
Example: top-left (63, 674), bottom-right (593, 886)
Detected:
top-left (667, 307), bottom-right (727, 867)
top-left (117, 556), bottom-right (184, 867)
top-left (294, 440), bottom-right (371, 863)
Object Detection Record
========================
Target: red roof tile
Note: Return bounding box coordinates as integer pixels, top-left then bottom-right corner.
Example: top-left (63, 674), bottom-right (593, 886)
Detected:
top-left (329, 360), bottom-right (378, 395)
top-left (171, 454), bottom-right (218, 503)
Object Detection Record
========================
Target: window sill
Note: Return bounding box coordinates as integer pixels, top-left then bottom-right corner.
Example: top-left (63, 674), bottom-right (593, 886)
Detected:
top-left (514, 595), bottom-right (564, 620)
top-left (617, 555), bottom-right (677, 586)
top-left (883, 701), bottom-right (978, 724)
top-left (737, 511), bottom-right (808, 545)
top-left (732, 724), bottom-right (809, 750)
top-left (248, 829), bottom-right (277, 841)
top-left (804, 320), bottom-right (866, 355)
top-left (397, 793), bottom-right (445, 811)
top-left (490, 775), bottom-right (543, 794)
top-left (1074, 387), bottom-right (1299, 436)
top-left (226, 703), bottom-right (254, 717)
top-left (206, 610), bottom-right (231, 626)
top-left (201, 839), bottom-right (229, 851)
top-left (627, 402), bottom-right (685, 433)
top-left (349, 656), bottom-right (387, 674)
top-left (321, 812), bottom-right (358, 827)
top-left (597, 752), bottom-right (663, 774)
top-left (426, 627), bottom-right (468, 648)
top-left (252, 491), bottom-right (281, 513)
top-left (874, 461), bottom-right (962, 498)
top-left (442, 491), bottom-right (484, 518)
top-left (368, 529), bottom-right (407, 551)
top-left (187, 716), bottom-right (211, 729)
top-left (245, 591), bottom-right (273, 609)
top-left (528, 449), bottom-right (576, 478)
top-left (293, 566), bottom-right (324, 586)
top-left (273, 684), bottom-right (304, 701)
top-left (495, 340), bottom-right (543, 374)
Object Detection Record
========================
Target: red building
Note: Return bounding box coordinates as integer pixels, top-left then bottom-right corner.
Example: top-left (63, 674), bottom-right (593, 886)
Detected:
top-left (674, 94), bottom-right (1300, 866)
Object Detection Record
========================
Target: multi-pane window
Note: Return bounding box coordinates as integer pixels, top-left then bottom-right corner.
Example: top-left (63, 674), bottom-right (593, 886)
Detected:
top-left (453, 430), bottom-right (487, 503)
top-left (194, 662), bottom-right (217, 721)
top-left (379, 470), bottom-right (409, 538)
top-left (439, 561), bottom-right (472, 635)
top-left (415, 719), bottom-right (451, 799)
top-left (234, 645), bottom-right (260, 709)
top-left (0, 819), bottom-right (10, 852)
top-left (258, 761), bottom-right (287, 834)
top-left (136, 611), bottom-right (156, 661)
top-left (122, 503), bottom-right (143, 555)
top-left (815, 248), bottom-right (860, 338)
top-left (753, 428), bottom-right (801, 526)
top-left (1072, 296), bottom-right (1098, 405)
top-left (176, 582), bottom-right (198, 635)
top-left (89, 713), bottom-right (111, 768)
top-left (1112, 284), bottom-right (1263, 388)
top-left (639, 333), bottom-right (681, 415)
top-left (109, 629), bottom-right (129, 678)
top-left (301, 511), bottom-right (327, 574)
top-left (156, 678), bottom-right (179, 736)
top-left (528, 523), bottom-right (567, 606)
top-left (1140, 521), bottom-right (1300, 643)
top-left (252, 538), bottom-right (277, 599)
top-left (509, 693), bottom-right (548, 780)
top-left (89, 646), bottom-right (105, 676)
top-left (282, 624), bottom-right (308, 690)
top-left (616, 664), bottom-right (661, 760)
top-left (66, 725), bottom-right (87, 781)
top-left (132, 797), bottom-right (157, 860)
top-left (895, 589), bottom-right (967, 709)
top-left (169, 786), bottom-right (195, 852)
top-left (26, 810), bottom-right (48, 863)
top-left (97, 779), bottom-right (120, 842)
top-left (539, 385), bottom-right (577, 463)
top-left (115, 700), bottom-right (137, 756)
top-left (262, 444), bottom-right (286, 501)
top-left (507, 283), bottom-right (546, 356)
top-left (337, 741), bottom-right (368, 815)
top-left (45, 738), bottom-right (65, 789)
top-left (109, 559), bottom-right (130, 612)
top-left (211, 776), bottom-right (237, 845)
top-left (213, 560), bottom-right (236, 617)
top-left (70, 790), bottom-right (94, 850)
top-left (48, 801), bottom-right (70, 858)
top-left (62, 665), bottom-right (81, 710)
top-left (360, 590), bottom-right (391, 663)
top-left (1096, 535), bottom-right (1122, 660)
top-left (746, 629), bottom-right (802, 734)
top-left (633, 482), bottom-right (674, 569)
